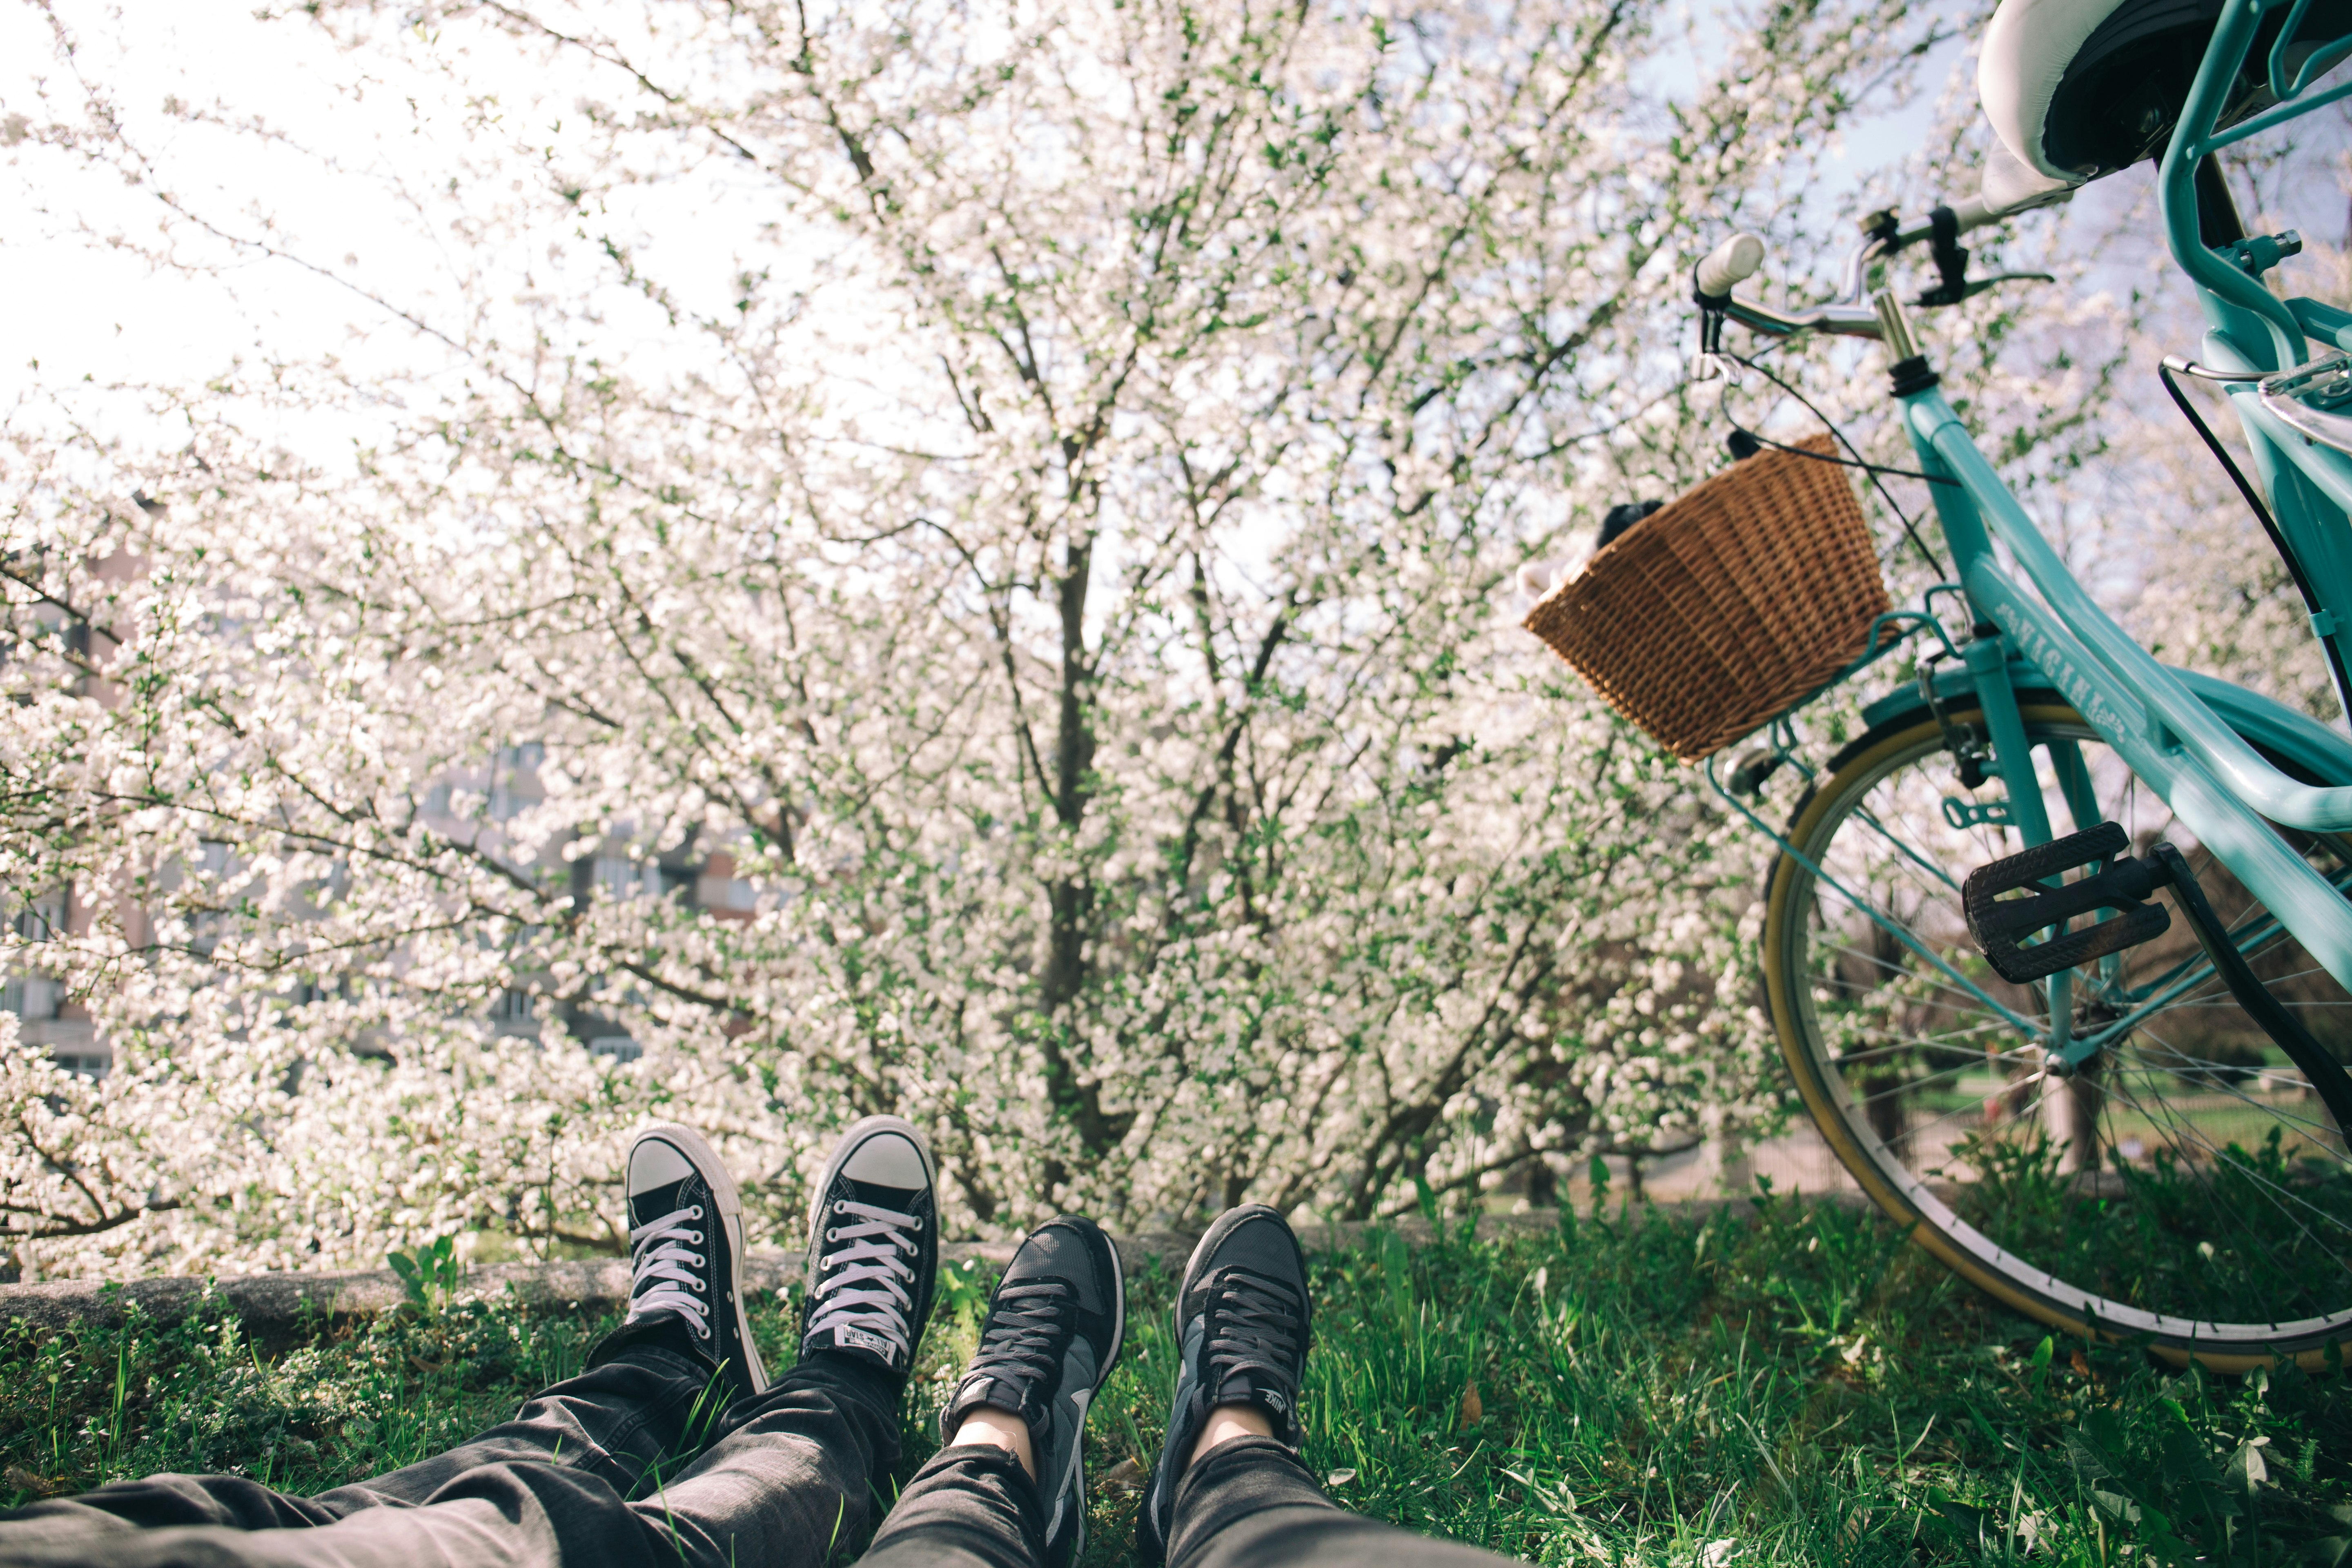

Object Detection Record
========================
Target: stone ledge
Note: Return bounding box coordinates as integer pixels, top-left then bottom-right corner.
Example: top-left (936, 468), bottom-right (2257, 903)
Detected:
top-left (0, 1199), bottom-right (1806, 1345)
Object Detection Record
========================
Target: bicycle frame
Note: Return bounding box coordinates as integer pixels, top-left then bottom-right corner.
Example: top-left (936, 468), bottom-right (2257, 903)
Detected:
top-left (1903, 389), bottom-right (2352, 1050)
top-left (1718, 0), bottom-right (2352, 1058)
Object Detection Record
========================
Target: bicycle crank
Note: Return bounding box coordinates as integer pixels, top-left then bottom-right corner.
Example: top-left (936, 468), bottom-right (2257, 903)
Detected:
top-left (1964, 822), bottom-right (2352, 1132)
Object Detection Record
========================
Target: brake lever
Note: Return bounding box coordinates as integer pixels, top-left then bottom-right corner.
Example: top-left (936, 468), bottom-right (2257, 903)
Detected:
top-left (1907, 202), bottom-right (2056, 307)
top-left (1927, 270), bottom-right (2057, 305)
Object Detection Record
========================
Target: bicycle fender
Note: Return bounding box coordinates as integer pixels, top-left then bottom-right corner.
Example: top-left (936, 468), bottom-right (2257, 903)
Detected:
top-left (1860, 662), bottom-right (2352, 784)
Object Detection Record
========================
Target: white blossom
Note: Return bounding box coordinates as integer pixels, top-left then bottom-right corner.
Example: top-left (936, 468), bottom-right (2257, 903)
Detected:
top-left (0, 0), bottom-right (2319, 1278)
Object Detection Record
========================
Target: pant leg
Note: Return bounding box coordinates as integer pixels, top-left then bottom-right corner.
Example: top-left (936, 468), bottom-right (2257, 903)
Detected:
top-left (0, 1317), bottom-right (883, 1568)
top-left (324, 1310), bottom-right (736, 1510)
top-left (857, 1443), bottom-right (1043, 1568)
top-left (611, 1351), bottom-right (906, 1568)
top-left (1166, 1437), bottom-right (1521, 1568)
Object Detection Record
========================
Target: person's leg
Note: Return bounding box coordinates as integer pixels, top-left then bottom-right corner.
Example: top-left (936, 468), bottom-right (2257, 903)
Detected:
top-left (0, 1121), bottom-right (881, 1568)
top-left (1164, 1433), bottom-right (1519, 1568)
top-left (336, 1121), bottom-right (777, 1509)
top-left (860, 1216), bottom-right (1125, 1568)
top-left (844, 1441), bottom-right (1043, 1568)
top-left (611, 1112), bottom-right (947, 1568)
top-left (0, 1310), bottom-right (726, 1554)
top-left (1141, 1206), bottom-right (1522, 1568)
top-left (0, 1354), bottom-right (898, 1568)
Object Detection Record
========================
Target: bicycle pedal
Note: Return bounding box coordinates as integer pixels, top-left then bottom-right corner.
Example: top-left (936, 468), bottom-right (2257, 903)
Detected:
top-left (1961, 822), bottom-right (2173, 984)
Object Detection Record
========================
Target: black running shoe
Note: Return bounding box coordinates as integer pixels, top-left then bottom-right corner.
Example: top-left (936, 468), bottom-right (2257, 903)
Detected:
top-left (798, 1115), bottom-right (940, 1379)
top-left (624, 1123), bottom-right (767, 1400)
top-left (942, 1218), bottom-right (1125, 1568)
top-left (1140, 1205), bottom-right (1312, 1565)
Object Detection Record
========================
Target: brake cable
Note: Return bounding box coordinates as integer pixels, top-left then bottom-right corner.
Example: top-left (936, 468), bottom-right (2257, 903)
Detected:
top-left (1720, 353), bottom-right (1953, 580)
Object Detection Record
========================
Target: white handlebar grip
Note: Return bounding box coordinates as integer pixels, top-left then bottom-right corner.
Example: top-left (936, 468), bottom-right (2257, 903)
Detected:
top-left (1695, 232), bottom-right (1766, 298)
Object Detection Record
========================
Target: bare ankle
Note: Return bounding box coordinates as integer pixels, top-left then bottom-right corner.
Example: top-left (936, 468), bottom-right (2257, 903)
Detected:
top-left (1185, 1401), bottom-right (1275, 1470)
top-left (949, 1407), bottom-right (1037, 1482)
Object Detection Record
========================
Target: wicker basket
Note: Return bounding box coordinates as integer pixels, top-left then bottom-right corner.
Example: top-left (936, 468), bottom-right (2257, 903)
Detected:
top-left (1524, 434), bottom-right (1889, 762)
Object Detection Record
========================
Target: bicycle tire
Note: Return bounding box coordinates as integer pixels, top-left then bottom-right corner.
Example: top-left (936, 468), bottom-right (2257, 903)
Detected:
top-left (1764, 700), bottom-right (2352, 1368)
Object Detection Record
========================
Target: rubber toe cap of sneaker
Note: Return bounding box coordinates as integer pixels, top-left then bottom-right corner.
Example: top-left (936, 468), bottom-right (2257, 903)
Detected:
top-left (842, 1130), bottom-right (929, 1188)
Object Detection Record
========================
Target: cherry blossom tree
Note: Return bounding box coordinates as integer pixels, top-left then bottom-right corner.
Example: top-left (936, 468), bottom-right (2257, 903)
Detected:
top-left (0, 0), bottom-right (2204, 1277)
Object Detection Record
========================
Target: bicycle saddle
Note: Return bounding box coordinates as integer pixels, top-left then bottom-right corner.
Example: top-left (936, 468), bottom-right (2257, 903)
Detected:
top-left (1980, 0), bottom-right (2352, 184)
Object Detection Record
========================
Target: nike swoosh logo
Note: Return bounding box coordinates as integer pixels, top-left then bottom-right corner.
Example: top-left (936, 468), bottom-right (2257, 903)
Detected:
top-left (1047, 1387), bottom-right (1093, 1541)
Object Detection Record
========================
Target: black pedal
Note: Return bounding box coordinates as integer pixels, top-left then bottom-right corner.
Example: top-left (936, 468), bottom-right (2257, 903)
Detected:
top-left (1962, 822), bottom-right (2172, 984)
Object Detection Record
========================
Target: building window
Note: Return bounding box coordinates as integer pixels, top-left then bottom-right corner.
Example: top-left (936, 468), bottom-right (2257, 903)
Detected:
top-left (594, 856), bottom-right (659, 902)
top-left (4, 892), bottom-right (66, 1021)
top-left (13, 892), bottom-right (62, 942)
top-left (588, 1035), bottom-right (643, 1063)
top-left (491, 988), bottom-right (536, 1021)
top-left (490, 743), bottom-right (544, 821)
top-left (1, 977), bottom-right (60, 1021)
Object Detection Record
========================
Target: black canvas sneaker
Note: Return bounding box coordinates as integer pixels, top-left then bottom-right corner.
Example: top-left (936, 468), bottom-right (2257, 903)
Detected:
top-left (1140, 1205), bottom-right (1312, 1565)
top-left (624, 1124), bottom-right (767, 1400)
top-left (942, 1218), bottom-right (1125, 1568)
top-left (798, 1115), bottom-right (940, 1379)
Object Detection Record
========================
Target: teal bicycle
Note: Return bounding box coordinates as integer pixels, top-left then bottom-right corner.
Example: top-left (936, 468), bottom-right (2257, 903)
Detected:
top-left (1689, 0), bottom-right (2352, 1366)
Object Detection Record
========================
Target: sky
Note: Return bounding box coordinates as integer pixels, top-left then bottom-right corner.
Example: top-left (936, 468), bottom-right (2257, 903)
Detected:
top-left (4, 0), bottom-right (2345, 528)
top-left (0, 0), bottom-right (1993, 412)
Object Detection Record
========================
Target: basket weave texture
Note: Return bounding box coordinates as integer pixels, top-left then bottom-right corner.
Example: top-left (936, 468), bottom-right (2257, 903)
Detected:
top-left (1524, 434), bottom-right (1888, 762)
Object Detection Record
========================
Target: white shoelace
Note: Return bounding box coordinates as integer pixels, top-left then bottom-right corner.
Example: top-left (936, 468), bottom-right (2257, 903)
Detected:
top-left (807, 1197), bottom-right (922, 1361)
top-left (628, 1203), bottom-right (711, 1339)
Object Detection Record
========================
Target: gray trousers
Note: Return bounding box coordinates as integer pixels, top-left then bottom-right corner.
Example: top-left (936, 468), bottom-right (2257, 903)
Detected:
top-left (0, 1314), bottom-right (898, 1568)
top-left (0, 1317), bottom-right (1521, 1567)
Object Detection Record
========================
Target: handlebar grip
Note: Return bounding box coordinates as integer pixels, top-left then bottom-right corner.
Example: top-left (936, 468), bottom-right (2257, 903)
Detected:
top-left (1695, 232), bottom-right (1766, 299)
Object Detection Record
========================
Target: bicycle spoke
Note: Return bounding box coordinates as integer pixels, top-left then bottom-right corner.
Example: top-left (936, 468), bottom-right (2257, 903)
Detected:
top-left (1900, 1072), bottom-right (2065, 1148)
top-left (2099, 1068), bottom-right (2352, 1281)
top-left (1806, 942), bottom-right (2019, 1022)
top-left (1825, 1026), bottom-right (2026, 1069)
top-left (1837, 1043), bottom-right (2046, 1102)
top-left (2087, 1081), bottom-right (2338, 1300)
top-left (2115, 1036), bottom-right (2349, 1147)
top-left (1848, 805), bottom-right (1967, 895)
top-left (1775, 713), bottom-right (2352, 1340)
top-left (2107, 1038), bottom-right (2350, 1214)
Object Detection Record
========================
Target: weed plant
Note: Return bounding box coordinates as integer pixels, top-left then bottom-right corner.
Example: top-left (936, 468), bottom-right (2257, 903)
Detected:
top-left (1950, 1129), bottom-right (2352, 1329)
top-left (1, 1191), bottom-right (2344, 1566)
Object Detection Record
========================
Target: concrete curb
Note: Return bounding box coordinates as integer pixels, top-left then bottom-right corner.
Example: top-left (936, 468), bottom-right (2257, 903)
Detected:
top-left (0, 1199), bottom-right (1809, 1345)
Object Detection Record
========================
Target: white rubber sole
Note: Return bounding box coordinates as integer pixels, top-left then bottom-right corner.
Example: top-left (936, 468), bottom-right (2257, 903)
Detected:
top-left (635, 1122), bottom-right (767, 1394)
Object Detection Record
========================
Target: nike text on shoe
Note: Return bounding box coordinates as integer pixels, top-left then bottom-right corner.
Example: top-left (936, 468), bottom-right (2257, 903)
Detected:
top-left (1140, 1205), bottom-right (1312, 1566)
top-left (625, 1124), bottom-right (767, 1400)
top-left (800, 1115), bottom-right (940, 1379)
top-left (942, 1217), bottom-right (1125, 1568)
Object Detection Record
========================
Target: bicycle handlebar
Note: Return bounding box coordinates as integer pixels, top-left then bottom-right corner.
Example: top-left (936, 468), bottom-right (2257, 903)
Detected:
top-left (1717, 294), bottom-right (1886, 341)
top-left (1695, 233), bottom-right (1766, 298)
top-left (1694, 197), bottom-right (2017, 344)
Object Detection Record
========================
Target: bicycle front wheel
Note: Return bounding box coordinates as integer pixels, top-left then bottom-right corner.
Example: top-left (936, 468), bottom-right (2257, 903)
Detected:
top-left (1763, 701), bottom-right (2352, 1366)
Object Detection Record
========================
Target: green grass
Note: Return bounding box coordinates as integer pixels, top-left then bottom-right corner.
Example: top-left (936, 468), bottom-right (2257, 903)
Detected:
top-left (3, 1192), bottom-right (2347, 1567)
